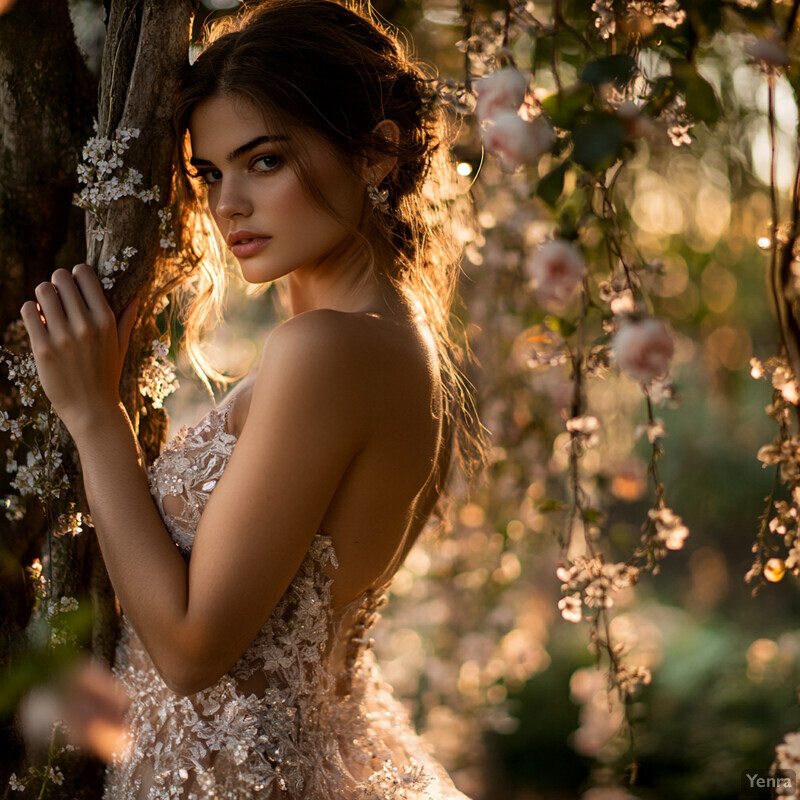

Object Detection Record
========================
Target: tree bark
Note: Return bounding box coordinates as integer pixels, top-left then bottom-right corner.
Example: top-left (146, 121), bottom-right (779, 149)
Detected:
top-left (89, 0), bottom-right (198, 450)
top-left (0, 0), bottom-right (97, 788)
top-left (0, 1), bottom-right (197, 796)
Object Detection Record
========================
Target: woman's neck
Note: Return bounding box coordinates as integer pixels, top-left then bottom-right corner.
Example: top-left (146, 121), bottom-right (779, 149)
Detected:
top-left (286, 256), bottom-right (404, 318)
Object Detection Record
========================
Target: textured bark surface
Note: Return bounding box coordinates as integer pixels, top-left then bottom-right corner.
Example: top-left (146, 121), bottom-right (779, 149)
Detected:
top-left (0, 1), bottom-right (197, 796)
top-left (0, 0), bottom-right (97, 788)
top-left (90, 0), bottom-right (197, 461)
top-left (0, 0), bottom-right (95, 331)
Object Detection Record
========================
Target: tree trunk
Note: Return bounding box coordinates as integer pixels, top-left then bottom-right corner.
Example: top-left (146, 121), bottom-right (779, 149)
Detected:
top-left (0, 1), bottom-right (197, 796)
top-left (0, 0), bottom-right (97, 787)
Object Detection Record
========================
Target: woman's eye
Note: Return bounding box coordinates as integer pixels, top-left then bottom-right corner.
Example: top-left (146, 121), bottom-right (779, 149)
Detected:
top-left (200, 168), bottom-right (223, 185)
top-left (252, 155), bottom-right (281, 173)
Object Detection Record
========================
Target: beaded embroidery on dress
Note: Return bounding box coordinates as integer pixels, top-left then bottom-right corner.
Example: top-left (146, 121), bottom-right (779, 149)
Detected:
top-left (103, 403), bottom-right (470, 800)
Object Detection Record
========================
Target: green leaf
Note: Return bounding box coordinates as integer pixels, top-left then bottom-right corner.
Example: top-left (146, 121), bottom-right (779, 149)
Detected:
top-left (536, 161), bottom-right (570, 208)
top-left (641, 75), bottom-right (678, 117)
top-left (532, 36), bottom-right (553, 73)
top-left (545, 314), bottom-right (577, 338)
top-left (579, 54), bottom-right (638, 89)
top-left (571, 114), bottom-right (627, 173)
top-left (541, 83), bottom-right (593, 130)
top-left (583, 508), bottom-right (604, 524)
top-left (558, 199), bottom-right (583, 240)
top-left (671, 61), bottom-right (721, 125)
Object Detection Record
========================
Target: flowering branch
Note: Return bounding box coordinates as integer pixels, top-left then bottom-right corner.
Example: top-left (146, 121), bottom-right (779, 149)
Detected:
top-left (462, 1), bottom-right (701, 790)
top-left (748, 9), bottom-right (800, 597)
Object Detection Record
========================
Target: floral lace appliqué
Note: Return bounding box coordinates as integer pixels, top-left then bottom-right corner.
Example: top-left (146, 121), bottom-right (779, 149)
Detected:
top-left (103, 403), bottom-right (469, 800)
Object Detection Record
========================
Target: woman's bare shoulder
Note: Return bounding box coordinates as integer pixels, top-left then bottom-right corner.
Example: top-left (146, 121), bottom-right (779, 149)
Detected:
top-left (260, 307), bottom-right (424, 385)
top-left (225, 309), bottom-right (423, 441)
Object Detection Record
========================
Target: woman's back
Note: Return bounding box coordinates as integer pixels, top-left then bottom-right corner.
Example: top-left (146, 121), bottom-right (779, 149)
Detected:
top-left (218, 305), bottom-right (448, 605)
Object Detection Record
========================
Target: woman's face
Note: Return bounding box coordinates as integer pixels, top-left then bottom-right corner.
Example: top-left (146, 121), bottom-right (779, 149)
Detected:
top-left (188, 94), bottom-right (367, 284)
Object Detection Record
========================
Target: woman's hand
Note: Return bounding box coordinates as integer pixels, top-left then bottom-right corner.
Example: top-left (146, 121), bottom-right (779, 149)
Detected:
top-left (20, 264), bottom-right (139, 436)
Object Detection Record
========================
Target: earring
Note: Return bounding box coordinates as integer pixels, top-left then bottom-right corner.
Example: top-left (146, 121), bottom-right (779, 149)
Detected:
top-left (367, 180), bottom-right (390, 213)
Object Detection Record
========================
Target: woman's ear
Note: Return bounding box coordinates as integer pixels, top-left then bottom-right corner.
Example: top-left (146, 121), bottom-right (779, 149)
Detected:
top-left (364, 119), bottom-right (400, 184)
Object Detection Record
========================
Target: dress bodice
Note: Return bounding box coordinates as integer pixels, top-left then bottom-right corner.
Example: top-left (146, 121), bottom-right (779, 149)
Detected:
top-left (104, 402), bottom-right (469, 800)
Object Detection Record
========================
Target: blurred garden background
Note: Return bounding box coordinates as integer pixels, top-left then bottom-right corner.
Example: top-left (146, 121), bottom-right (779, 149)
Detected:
top-left (5, 0), bottom-right (800, 798)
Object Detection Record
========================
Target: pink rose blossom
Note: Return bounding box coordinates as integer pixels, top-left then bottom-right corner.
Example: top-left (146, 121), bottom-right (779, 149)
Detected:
top-left (481, 111), bottom-right (555, 172)
top-left (474, 67), bottom-right (528, 123)
top-left (525, 239), bottom-right (585, 306)
top-left (613, 318), bottom-right (674, 383)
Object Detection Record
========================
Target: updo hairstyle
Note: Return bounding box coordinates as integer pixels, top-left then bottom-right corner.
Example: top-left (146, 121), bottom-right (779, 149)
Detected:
top-left (170, 0), bottom-right (487, 497)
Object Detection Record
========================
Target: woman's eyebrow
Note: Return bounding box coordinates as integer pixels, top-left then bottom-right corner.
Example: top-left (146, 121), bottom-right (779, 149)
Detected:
top-left (190, 134), bottom-right (289, 166)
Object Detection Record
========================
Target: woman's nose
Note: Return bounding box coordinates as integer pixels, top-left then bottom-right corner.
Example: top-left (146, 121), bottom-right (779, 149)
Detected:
top-left (214, 178), bottom-right (253, 220)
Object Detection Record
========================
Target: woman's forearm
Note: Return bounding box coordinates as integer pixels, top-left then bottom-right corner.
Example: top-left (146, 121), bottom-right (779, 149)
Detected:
top-left (72, 403), bottom-right (193, 685)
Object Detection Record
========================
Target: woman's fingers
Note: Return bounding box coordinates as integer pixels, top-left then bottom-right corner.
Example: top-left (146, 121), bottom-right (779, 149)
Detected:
top-left (50, 269), bottom-right (92, 327)
top-left (34, 281), bottom-right (68, 337)
top-left (23, 265), bottom-right (126, 352)
top-left (72, 263), bottom-right (114, 324)
top-left (19, 299), bottom-right (47, 349)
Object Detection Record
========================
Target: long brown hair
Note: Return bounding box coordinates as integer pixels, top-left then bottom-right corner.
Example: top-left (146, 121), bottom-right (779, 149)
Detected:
top-left (170, 0), bottom-right (488, 492)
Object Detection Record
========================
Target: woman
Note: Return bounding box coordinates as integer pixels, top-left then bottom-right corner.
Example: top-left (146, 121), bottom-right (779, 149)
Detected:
top-left (21, 0), bottom-right (486, 797)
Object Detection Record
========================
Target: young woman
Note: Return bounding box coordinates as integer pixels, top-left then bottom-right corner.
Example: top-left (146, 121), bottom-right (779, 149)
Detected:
top-left (21, 1), bottom-right (486, 797)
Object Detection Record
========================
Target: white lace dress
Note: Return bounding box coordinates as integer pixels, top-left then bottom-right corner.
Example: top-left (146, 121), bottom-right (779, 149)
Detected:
top-left (103, 402), bottom-right (470, 800)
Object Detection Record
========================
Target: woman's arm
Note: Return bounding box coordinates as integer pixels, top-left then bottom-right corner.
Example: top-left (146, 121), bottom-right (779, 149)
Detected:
top-left (69, 402), bottom-right (195, 693)
top-left (22, 266), bottom-right (370, 695)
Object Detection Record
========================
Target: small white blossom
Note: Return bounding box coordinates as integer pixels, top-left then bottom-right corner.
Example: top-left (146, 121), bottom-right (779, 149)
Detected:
top-left (591, 0), bottom-right (615, 39)
top-left (558, 593), bottom-right (583, 623)
top-left (615, 663), bottom-right (652, 698)
top-left (151, 339), bottom-right (170, 360)
top-left (667, 122), bottom-right (692, 147)
top-left (97, 246), bottom-right (137, 290)
top-left (8, 773), bottom-right (24, 791)
top-left (139, 339), bottom-right (180, 410)
top-left (648, 506), bottom-right (689, 551)
top-left (158, 207), bottom-right (177, 251)
top-left (566, 415), bottom-right (600, 449)
top-left (628, 0), bottom-right (686, 30)
top-left (634, 418), bottom-right (666, 444)
top-left (750, 357), bottom-right (765, 380)
top-left (74, 126), bottom-right (159, 276)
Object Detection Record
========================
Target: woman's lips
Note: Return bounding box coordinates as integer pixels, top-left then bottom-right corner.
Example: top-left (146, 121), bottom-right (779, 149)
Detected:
top-left (230, 237), bottom-right (271, 258)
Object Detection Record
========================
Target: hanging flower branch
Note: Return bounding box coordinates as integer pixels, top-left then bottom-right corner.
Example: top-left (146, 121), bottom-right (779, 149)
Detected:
top-left (448, 0), bottom-right (722, 788)
top-left (747, 4), bottom-right (800, 599)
